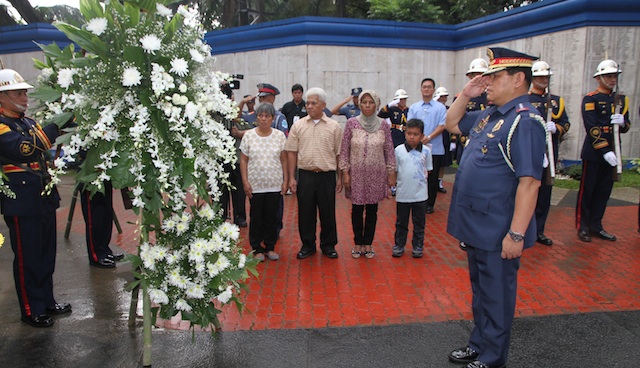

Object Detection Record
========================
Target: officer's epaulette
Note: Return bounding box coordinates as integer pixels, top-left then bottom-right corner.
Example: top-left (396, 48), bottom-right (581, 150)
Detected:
top-left (587, 90), bottom-right (599, 96)
top-left (516, 103), bottom-right (529, 113)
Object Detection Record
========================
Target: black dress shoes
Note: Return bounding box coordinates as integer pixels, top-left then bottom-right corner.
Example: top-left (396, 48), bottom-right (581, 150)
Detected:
top-left (90, 257), bottom-right (116, 268)
top-left (235, 218), bottom-right (248, 227)
top-left (47, 303), bottom-right (72, 315)
top-left (108, 253), bottom-right (125, 261)
top-left (449, 346), bottom-right (479, 363)
top-left (465, 361), bottom-right (506, 368)
top-left (438, 187), bottom-right (447, 193)
top-left (593, 229), bottom-right (617, 241)
top-left (578, 229), bottom-right (592, 242)
top-left (22, 314), bottom-right (54, 328)
top-left (296, 249), bottom-right (317, 259)
top-left (322, 249), bottom-right (339, 259)
top-left (536, 234), bottom-right (553, 246)
top-left (426, 206), bottom-right (434, 214)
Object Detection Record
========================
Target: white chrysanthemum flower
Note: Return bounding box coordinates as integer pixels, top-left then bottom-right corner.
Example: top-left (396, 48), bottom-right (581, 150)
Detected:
top-left (149, 288), bottom-right (169, 304)
top-left (162, 218), bottom-right (177, 231)
top-left (175, 299), bottom-right (192, 312)
top-left (238, 254), bottom-right (247, 269)
top-left (41, 68), bottom-right (54, 79)
top-left (86, 17), bottom-right (108, 36)
top-left (179, 84), bottom-right (187, 93)
top-left (197, 203), bottom-right (214, 220)
top-left (218, 222), bottom-right (240, 241)
top-left (170, 58), bottom-right (189, 77)
top-left (186, 283), bottom-right (205, 299)
top-left (156, 3), bottom-right (173, 17)
top-left (189, 49), bottom-right (205, 63)
top-left (216, 286), bottom-right (233, 304)
top-left (122, 67), bottom-right (142, 87)
top-left (215, 254), bottom-right (230, 272)
top-left (207, 262), bottom-right (220, 278)
top-left (140, 34), bottom-right (162, 54)
top-left (57, 68), bottom-right (76, 89)
top-left (175, 221), bottom-right (188, 235)
top-left (184, 102), bottom-right (199, 121)
top-left (188, 248), bottom-right (204, 264)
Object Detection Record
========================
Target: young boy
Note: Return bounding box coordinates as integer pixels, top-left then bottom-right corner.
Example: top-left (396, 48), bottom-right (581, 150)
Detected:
top-left (392, 118), bottom-right (433, 258)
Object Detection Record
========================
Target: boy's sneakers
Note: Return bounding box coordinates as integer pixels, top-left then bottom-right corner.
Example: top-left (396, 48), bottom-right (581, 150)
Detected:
top-left (412, 247), bottom-right (424, 258)
top-left (391, 245), bottom-right (404, 257)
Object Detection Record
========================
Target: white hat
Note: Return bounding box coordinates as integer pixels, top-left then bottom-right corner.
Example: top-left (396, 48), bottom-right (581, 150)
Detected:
top-left (532, 61), bottom-right (553, 77)
top-left (0, 69), bottom-right (34, 92)
top-left (593, 59), bottom-right (621, 77)
top-left (466, 58), bottom-right (489, 75)
top-left (393, 89), bottom-right (409, 99)
top-left (434, 87), bottom-right (449, 99)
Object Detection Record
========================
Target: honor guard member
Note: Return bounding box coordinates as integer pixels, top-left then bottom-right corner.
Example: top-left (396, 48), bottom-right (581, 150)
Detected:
top-left (80, 181), bottom-right (125, 268)
top-left (256, 83), bottom-right (288, 135)
top-left (452, 58), bottom-right (491, 164)
top-left (0, 69), bottom-right (71, 327)
top-left (331, 87), bottom-right (362, 119)
top-left (576, 59), bottom-right (631, 242)
top-left (446, 48), bottom-right (546, 368)
top-left (378, 88), bottom-right (410, 147)
top-left (528, 61), bottom-right (571, 246)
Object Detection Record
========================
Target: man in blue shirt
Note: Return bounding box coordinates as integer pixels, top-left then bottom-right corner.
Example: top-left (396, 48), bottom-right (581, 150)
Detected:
top-left (445, 48), bottom-right (545, 368)
top-left (407, 78), bottom-right (447, 214)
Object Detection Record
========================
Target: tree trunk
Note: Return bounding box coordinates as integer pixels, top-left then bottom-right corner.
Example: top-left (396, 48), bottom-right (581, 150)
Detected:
top-left (335, 0), bottom-right (345, 17)
top-left (7, 0), bottom-right (45, 23)
top-left (0, 6), bottom-right (18, 26)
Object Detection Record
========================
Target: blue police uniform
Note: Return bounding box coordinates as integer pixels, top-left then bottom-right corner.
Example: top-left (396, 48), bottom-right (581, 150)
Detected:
top-left (452, 93), bottom-right (489, 163)
top-left (338, 104), bottom-right (360, 119)
top-left (378, 104), bottom-right (409, 147)
top-left (529, 92), bottom-right (570, 238)
top-left (0, 112), bottom-right (61, 321)
top-left (576, 90), bottom-right (630, 233)
top-left (448, 95), bottom-right (546, 366)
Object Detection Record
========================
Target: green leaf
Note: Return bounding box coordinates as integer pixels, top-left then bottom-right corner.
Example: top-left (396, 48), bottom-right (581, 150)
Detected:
top-left (124, 2), bottom-right (141, 27)
top-left (32, 58), bottom-right (49, 70)
top-left (36, 41), bottom-right (65, 60)
top-left (163, 12), bottom-right (182, 36)
top-left (123, 45), bottom-right (145, 66)
top-left (79, 0), bottom-right (105, 20)
top-left (46, 112), bottom-right (76, 128)
top-left (54, 22), bottom-right (109, 60)
top-left (29, 86), bottom-right (63, 103)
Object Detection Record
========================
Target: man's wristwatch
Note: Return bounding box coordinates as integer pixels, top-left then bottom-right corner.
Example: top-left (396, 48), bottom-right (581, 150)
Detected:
top-left (508, 229), bottom-right (524, 242)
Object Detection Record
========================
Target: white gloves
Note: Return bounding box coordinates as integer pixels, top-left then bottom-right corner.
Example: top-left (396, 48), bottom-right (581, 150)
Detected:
top-left (388, 99), bottom-right (400, 108)
top-left (603, 151), bottom-right (617, 167)
top-left (545, 121), bottom-right (557, 134)
top-left (543, 154), bottom-right (549, 169)
top-left (610, 113), bottom-right (625, 126)
top-left (450, 142), bottom-right (457, 152)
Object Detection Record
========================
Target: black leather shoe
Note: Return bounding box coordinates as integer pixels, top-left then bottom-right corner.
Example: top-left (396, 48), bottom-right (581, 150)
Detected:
top-left (426, 206), bottom-right (434, 214)
top-left (322, 249), bottom-right (339, 259)
top-left (438, 187), bottom-right (447, 193)
top-left (296, 249), bottom-right (317, 259)
top-left (235, 219), bottom-right (248, 227)
top-left (90, 257), bottom-right (116, 268)
top-left (536, 234), bottom-right (553, 246)
top-left (449, 346), bottom-right (478, 363)
top-left (465, 361), bottom-right (506, 368)
top-left (593, 229), bottom-right (617, 241)
top-left (108, 253), bottom-right (125, 261)
top-left (21, 314), bottom-right (54, 328)
top-left (459, 241), bottom-right (468, 251)
top-left (47, 303), bottom-right (72, 315)
top-left (578, 229), bottom-right (592, 242)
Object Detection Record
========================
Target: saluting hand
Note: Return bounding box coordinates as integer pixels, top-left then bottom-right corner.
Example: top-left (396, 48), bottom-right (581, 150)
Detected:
top-left (462, 75), bottom-right (491, 99)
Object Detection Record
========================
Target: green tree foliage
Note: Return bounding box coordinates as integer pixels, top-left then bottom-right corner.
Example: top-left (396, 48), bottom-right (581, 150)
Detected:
top-left (368, 0), bottom-right (444, 23)
top-left (37, 5), bottom-right (84, 27)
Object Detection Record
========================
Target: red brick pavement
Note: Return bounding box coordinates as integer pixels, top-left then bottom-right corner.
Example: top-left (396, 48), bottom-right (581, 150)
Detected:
top-left (58, 180), bottom-right (640, 332)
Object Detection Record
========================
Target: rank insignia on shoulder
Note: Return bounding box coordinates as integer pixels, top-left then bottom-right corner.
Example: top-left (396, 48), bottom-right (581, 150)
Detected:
top-left (584, 102), bottom-right (595, 111)
top-left (516, 103), bottom-right (529, 112)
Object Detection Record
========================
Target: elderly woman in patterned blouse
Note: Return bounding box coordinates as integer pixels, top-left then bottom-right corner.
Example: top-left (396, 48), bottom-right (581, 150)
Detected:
top-left (339, 90), bottom-right (396, 259)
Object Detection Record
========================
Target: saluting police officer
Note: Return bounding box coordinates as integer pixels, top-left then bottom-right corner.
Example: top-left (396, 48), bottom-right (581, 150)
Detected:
top-left (528, 61), bottom-right (571, 246)
top-left (0, 68), bottom-right (71, 327)
top-left (446, 48), bottom-right (546, 368)
top-left (576, 59), bottom-right (631, 242)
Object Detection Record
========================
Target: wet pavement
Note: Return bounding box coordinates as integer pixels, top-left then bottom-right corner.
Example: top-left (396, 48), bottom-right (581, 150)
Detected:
top-left (0, 170), bottom-right (639, 367)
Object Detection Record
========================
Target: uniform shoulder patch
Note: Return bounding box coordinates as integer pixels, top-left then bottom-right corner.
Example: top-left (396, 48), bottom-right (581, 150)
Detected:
top-left (20, 141), bottom-right (35, 156)
top-left (584, 102), bottom-right (595, 111)
top-left (516, 103), bottom-right (529, 112)
top-left (0, 123), bottom-right (11, 135)
top-left (587, 90), bottom-right (599, 96)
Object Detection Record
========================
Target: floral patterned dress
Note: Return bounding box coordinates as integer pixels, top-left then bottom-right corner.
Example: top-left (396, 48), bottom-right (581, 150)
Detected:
top-left (339, 118), bottom-right (396, 205)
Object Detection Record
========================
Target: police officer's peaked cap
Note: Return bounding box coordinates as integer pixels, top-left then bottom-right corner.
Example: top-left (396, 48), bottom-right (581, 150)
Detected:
top-left (351, 87), bottom-right (363, 96)
top-left (0, 69), bottom-right (34, 92)
top-left (483, 47), bottom-right (538, 76)
top-left (257, 83), bottom-right (280, 96)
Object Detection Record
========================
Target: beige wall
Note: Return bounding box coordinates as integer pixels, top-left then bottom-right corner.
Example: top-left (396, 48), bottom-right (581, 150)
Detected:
top-left (4, 26), bottom-right (639, 161)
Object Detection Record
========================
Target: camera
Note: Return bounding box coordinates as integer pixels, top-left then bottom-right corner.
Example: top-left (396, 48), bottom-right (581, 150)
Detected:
top-left (228, 74), bottom-right (243, 90)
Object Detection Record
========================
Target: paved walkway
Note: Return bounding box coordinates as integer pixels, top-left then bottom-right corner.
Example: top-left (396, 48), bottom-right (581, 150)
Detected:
top-left (0, 171), bottom-right (638, 367)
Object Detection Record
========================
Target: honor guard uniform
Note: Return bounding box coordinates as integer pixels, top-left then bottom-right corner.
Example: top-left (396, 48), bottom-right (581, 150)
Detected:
top-left (378, 89), bottom-right (410, 147)
top-left (0, 69), bottom-right (71, 327)
top-left (528, 61), bottom-right (571, 246)
top-left (446, 48), bottom-right (546, 368)
top-left (452, 58), bottom-right (491, 164)
top-left (576, 59), bottom-right (631, 242)
top-left (80, 181), bottom-right (124, 268)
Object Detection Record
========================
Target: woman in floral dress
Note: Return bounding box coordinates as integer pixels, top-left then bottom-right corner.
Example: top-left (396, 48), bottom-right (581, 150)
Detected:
top-left (339, 90), bottom-right (396, 258)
